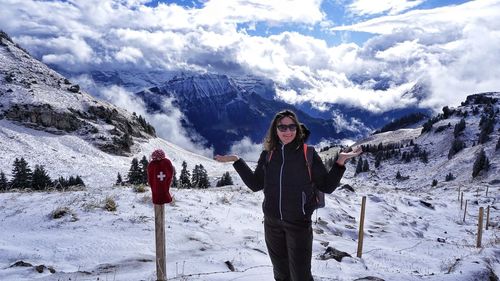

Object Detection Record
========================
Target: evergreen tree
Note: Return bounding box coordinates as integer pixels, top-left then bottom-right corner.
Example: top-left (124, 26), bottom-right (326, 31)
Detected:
top-left (432, 179), bottom-right (438, 187)
top-left (420, 150), bottom-right (429, 163)
top-left (362, 159), bottom-right (369, 172)
top-left (140, 156), bottom-right (149, 185)
top-left (355, 158), bottom-right (363, 174)
top-left (375, 153), bottom-right (382, 168)
top-left (197, 164), bottom-right (210, 189)
top-left (472, 149), bottom-right (490, 178)
top-left (217, 172), bottom-right (234, 187)
top-left (54, 176), bottom-right (67, 189)
top-left (75, 175), bottom-right (85, 186)
top-left (179, 161), bottom-right (191, 188)
top-left (116, 172), bottom-right (123, 185)
top-left (31, 165), bottom-right (52, 190)
top-left (496, 137), bottom-right (500, 151)
top-left (396, 171), bottom-right (402, 180)
top-left (0, 171), bottom-right (8, 191)
top-left (127, 158), bottom-right (143, 185)
top-left (171, 169), bottom-right (178, 188)
top-left (10, 158), bottom-right (32, 189)
top-left (191, 164), bottom-right (200, 188)
top-left (448, 139), bottom-right (465, 159)
top-left (445, 173), bottom-right (455, 181)
top-left (453, 119), bottom-right (466, 138)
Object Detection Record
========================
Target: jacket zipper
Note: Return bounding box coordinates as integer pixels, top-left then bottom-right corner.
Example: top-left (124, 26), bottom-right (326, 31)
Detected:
top-left (302, 192), bottom-right (306, 215)
top-left (279, 143), bottom-right (285, 220)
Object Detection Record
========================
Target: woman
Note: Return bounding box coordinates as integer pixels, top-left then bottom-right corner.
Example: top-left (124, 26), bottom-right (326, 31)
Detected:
top-left (215, 109), bottom-right (362, 281)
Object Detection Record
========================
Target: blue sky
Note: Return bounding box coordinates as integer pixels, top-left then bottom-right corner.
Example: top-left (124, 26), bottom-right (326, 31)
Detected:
top-left (1, 0), bottom-right (499, 114)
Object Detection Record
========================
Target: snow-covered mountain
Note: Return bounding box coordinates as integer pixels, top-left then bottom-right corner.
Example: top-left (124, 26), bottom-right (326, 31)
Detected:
top-left (136, 73), bottom-right (345, 153)
top-left (322, 92), bottom-right (500, 187)
top-left (0, 31), bottom-right (224, 187)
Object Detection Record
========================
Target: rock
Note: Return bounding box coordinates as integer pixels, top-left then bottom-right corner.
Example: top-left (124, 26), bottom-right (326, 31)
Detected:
top-left (339, 184), bottom-right (355, 192)
top-left (68, 84), bottom-right (80, 93)
top-left (354, 276), bottom-right (385, 281)
top-left (419, 200), bottom-right (434, 209)
top-left (318, 247), bottom-right (351, 262)
top-left (35, 265), bottom-right (45, 273)
top-left (10, 261), bottom-right (32, 267)
top-left (437, 238), bottom-right (446, 243)
top-left (224, 260), bottom-right (235, 271)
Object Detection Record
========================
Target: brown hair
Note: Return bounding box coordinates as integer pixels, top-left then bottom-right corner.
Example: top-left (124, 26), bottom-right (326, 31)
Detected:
top-left (263, 109), bottom-right (304, 151)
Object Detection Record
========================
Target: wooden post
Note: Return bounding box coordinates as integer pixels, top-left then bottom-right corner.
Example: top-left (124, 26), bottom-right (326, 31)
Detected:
top-left (460, 192), bottom-right (464, 209)
top-left (463, 200), bottom-right (468, 222)
top-left (477, 207), bottom-right (484, 248)
top-left (154, 204), bottom-right (166, 281)
top-left (486, 186), bottom-right (489, 197)
top-left (458, 186), bottom-right (461, 201)
top-left (486, 206), bottom-right (490, 230)
top-left (357, 196), bottom-right (367, 258)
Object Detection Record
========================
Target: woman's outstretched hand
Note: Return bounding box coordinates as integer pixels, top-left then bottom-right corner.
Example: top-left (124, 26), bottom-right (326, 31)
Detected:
top-left (214, 155), bottom-right (239, 163)
top-left (336, 146), bottom-right (363, 166)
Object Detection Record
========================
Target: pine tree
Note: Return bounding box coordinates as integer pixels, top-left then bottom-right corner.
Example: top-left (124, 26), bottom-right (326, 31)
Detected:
top-left (496, 137), bottom-right (500, 151)
top-left (217, 172), bottom-right (234, 187)
top-left (116, 173), bottom-right (123, 186)
top-left (191, 164), bottom-right (200, 188)
top-left (472, 149), bottom-right (489, 178)
top-left (171, 169), bottom-right (178, 188)
top-left (75, 175), bottom-right (85, 186)
top-left (196, 164), bottom-right (210, 189)
top-left (362, 159), bottom-right (369, 172)
top-left (128, 158), bottom-right (143, 185)
top-left (179, 161), bottom-right (191, 188)
top-left (432, 179), bottom-right (438, 187)
top-left (140, 156), bottom-right (149, 185)
top-left (448, 139), bottom-right (465, 159)
top-left (10, 158), bottom-right (32, 189)
top-left (396, 171), bottom-right (402, 180)
top-left (355, 158), bottom-right (363, 174)
top-left (31, 165), bottom-right (52, 190)
top-left (445, 173), bottom-right (455, 181)
top-left (453, 119), bottom-right (466, 138)
top-left (0, 171), bottom-right (8, 191)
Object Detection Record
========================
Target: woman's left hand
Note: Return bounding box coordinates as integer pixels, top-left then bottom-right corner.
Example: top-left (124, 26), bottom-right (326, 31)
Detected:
top-left (336, 146), bottom-right (363, 166)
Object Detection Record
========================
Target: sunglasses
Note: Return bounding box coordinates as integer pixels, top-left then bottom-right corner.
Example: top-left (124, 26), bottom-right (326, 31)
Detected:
top-left (277, 124), bottom-right (297, 132)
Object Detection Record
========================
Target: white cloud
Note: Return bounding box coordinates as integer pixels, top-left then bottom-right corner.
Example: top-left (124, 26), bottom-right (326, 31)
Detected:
top-left (347, 0), bottom-right (425, 16)
top-left (99, 85), bottom-right (214, 157)
top-left (1, 0), bottom-right (499, 121)
top-left (229, 137), bottom-right (262, 162)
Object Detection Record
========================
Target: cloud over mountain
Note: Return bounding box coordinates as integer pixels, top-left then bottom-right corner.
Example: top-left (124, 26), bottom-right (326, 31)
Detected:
top-left (1, 0), bottom-right (499, 113)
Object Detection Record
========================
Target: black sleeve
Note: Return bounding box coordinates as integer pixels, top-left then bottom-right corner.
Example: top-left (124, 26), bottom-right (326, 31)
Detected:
top-left (311, 148), bottom-right (346, 194)
top-left (232, 151), bottom-right (267, 192)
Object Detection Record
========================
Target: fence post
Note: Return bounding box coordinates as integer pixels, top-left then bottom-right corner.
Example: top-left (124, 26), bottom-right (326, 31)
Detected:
top-left (486, 186), bottom-right (489, 197)
top-left (155, 204), bottom-right (167, 281)
top-left (477, 207), bottom-right (484, 248)
top-left (357, 196), bottom-right (367, 258)
top-left (486, 206), bottom-right (490, 230)
top-left (458, 186), bottom-right (461, 201)
top-left (463, 200), bottom-right (468, 223)
top-left (460, 192), bottom-right (464, 209)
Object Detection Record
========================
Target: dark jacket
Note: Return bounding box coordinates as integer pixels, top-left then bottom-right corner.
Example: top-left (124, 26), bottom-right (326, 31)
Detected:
top-left (233, 141), bottom-right (345, 221)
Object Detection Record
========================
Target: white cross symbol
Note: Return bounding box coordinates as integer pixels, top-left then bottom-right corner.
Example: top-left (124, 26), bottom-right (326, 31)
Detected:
top-left (157, 172), bottom-right (166, 181)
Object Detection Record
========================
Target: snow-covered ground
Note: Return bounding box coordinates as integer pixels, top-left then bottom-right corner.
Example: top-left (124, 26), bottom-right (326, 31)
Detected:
top-left (0, 167), bottom-right (498, 281)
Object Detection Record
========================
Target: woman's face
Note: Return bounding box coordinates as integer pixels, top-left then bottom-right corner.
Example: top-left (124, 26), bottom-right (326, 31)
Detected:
top-left (276, 116), bottom-right (297, 145)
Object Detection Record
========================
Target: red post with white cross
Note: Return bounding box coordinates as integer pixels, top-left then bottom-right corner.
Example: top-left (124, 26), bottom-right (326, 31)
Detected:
top-left (147, 149), bottom-right (174, 281)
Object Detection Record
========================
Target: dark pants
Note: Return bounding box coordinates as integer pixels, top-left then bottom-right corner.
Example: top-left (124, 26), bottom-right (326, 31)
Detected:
top-left (264, 215), bottom-right (314, 281)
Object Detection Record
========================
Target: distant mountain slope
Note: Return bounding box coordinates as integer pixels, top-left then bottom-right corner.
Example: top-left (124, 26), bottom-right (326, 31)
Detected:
top-left (136, 73), bottom-right (346, 152)
top-left (322, 92), bottom-right (500, 188)
top-left (0, 31), bottom-right (156, 156)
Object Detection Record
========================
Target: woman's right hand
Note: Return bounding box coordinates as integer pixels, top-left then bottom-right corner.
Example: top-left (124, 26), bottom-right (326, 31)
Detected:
top-left (214, 155), bottom-right (239, 163)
